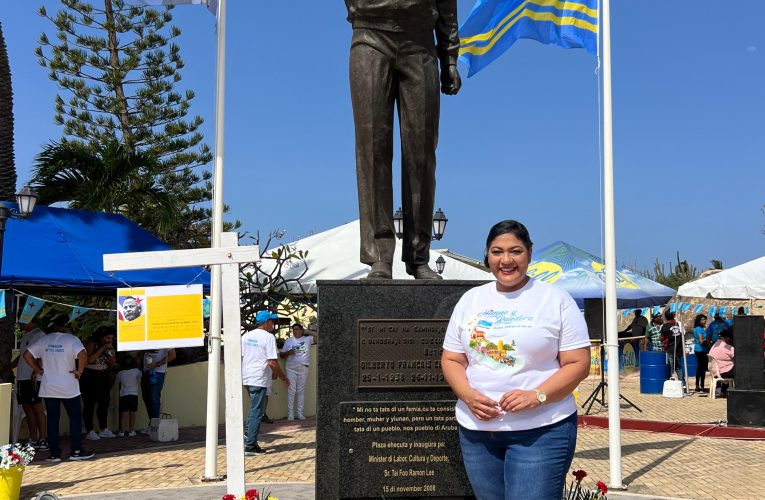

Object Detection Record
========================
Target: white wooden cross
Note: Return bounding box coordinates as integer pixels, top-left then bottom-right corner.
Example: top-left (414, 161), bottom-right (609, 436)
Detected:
top-left (104, 232), bottom-right (257, 496)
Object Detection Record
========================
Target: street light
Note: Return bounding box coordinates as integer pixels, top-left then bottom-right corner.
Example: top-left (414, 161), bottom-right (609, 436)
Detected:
top-left (393, 207), bottom-right (448, 241)
top-left (0, 185), bottom-right (39, 278)
top-left (435, 255), bottom-right (446, 275)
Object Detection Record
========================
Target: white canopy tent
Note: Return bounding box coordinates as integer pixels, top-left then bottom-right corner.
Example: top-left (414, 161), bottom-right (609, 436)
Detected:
top-left (259, 220), bottom-right (492, 293)
top-left (678, 256), bottom-right (765, 299)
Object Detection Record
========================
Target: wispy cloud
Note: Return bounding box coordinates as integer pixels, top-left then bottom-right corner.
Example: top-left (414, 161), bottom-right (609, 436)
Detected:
top-left (746, 46), bottom-right (757, 53)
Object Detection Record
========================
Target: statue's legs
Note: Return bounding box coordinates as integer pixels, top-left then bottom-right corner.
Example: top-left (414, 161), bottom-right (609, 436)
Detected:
top-left (350, 28), bottom-right (396, 267)
top-left (350, 28), bottom-right (439, 268)
top-left (396, 31), bottom-right (439, 266)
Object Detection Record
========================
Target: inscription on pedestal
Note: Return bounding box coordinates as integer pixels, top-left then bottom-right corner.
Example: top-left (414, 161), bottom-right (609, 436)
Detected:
top-left (358, 319), bottom-right (448, 389)
top-left (338, 401), bottom-right (471, 498)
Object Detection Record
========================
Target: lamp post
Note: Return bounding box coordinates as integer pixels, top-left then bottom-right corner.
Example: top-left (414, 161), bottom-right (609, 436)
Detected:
top-left (0, 185), bottom-right (39, 278)
top-left (392, 207), bottom-right (448, 241)
top-left (435, 255), bottom-right (446, 275)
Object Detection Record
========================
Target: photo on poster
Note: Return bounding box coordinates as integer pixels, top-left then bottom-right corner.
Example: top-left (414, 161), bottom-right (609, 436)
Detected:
top-left (118, 295), bottom-right (145, 322)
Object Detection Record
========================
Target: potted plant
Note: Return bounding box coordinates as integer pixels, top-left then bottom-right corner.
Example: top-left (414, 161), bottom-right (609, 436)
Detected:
top-left (564, 469), bottom-right (608, 499)
top-left (0, 443), bottom-right (35, 499)
top-left (222, 488), bottom-right (278, 500)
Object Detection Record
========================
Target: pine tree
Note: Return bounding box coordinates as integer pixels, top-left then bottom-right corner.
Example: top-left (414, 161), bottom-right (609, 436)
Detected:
top-left (35, 0), bottom-right (215, 247)
top-left (0, 22), bottom-right (16, 202)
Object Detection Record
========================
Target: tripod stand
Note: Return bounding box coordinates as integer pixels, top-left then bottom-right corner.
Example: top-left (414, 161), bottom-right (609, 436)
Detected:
top-left (582, 342), bottom-right (642, 415)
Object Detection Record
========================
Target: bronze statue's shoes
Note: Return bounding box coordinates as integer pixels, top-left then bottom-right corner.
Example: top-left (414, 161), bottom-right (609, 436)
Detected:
top-left (405, 263), bottom-right (443, 280)
top-left (364, 262), bottom-right (392, 280)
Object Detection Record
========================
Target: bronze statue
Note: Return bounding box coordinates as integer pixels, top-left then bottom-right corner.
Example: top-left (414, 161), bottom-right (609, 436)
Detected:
top-left (346, 0), bottom-right (461, 280)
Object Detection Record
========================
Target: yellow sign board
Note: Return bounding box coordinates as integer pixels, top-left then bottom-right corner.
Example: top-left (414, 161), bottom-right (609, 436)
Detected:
top-left (117, 285), bottom-right (203, 350)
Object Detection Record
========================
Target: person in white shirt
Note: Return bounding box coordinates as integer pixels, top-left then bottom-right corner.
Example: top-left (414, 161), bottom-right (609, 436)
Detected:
top-left (4, 319), bottom-right (48, 450)
top-left (441, 220), bottom-right (590, 500)
top-left (241, 311), bottom-right (288, 456)
top-left (116, 355), bottom-right (142, 436)
top-left (280, 323), bottom-right (317, 421)
top-left (24, 314), bottom-right (95, 462)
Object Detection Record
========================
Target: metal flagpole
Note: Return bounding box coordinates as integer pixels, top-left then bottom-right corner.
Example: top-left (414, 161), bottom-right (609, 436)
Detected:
top-left (601, 0), bottom-right (625, 489)
top-left (203, 0), bottom-right (226, 481)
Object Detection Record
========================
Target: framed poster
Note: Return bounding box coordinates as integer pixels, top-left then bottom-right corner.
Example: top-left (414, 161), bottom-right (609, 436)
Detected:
top-left (117, 285), bottom-right (204, 350)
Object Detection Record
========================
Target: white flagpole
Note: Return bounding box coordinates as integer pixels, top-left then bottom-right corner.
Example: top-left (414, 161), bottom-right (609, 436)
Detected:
top-left (204, 0), bottom-right (226, 481)
top-left (601, 0), bottom-right (624, 489)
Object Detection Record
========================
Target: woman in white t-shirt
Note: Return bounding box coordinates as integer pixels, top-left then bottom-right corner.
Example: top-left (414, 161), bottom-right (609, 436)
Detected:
top-left (279, 324), bottom-right (317, 420)
top-left (441, 220), bottom-right (591, 500)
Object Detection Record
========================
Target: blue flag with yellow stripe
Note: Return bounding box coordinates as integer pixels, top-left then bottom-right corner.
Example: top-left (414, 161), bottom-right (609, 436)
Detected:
top-left (459, 0), bottom-right (599, 76)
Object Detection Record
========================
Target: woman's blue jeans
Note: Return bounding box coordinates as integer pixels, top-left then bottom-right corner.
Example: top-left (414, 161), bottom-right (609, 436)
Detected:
top-left (141, 371), bottom-right (166, 419)
top-left (458, 412), bottom-right (577, 500)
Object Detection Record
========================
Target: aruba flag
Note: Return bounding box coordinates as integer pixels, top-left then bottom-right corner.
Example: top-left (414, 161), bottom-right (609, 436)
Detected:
top-left (459, 0), bottom-right (599, 76)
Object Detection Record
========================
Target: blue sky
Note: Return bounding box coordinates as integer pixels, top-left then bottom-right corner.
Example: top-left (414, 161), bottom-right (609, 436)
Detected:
top-left (4, 1), bottom-right (764, 273)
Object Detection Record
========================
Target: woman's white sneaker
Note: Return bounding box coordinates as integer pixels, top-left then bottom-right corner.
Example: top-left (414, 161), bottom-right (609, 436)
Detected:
top-left (85, 430), bottom-right (100, 440)
top-left (99, 429), bottom-right (116, 438)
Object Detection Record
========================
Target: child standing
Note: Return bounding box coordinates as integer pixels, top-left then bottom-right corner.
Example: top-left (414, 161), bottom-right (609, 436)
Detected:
top-left (117, 356), bottom-right (142, 436)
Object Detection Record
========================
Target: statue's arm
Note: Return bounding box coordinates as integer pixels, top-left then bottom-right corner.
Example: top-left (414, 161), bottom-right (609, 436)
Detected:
top-left (435, 0), bottom-right (462, 95)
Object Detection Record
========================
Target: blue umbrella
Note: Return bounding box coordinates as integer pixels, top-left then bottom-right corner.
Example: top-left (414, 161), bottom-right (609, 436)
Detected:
top-left (527, 241), bottom-right (675, 308)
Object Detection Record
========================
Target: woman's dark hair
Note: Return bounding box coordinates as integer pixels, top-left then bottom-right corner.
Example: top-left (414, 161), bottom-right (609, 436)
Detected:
top-left (693, 314), bottom-right (707, 328)
top-left (664, 310), bottom-right (675, 321)
top-left (93, 325), bottom-right (116, 341)
top-left (292, 323), bottom-right (304, 330)
top-left (483, 220), bottom-right (533, 267)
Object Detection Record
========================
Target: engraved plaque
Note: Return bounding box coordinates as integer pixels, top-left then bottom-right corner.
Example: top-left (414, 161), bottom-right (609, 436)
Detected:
top-left (338, 401), bottom-right (472, 498)
top-left (358, 319), bottom-right (448, 389)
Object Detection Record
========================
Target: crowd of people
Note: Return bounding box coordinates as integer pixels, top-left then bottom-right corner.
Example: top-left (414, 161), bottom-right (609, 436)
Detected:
top-left (5, 313), bottom-right (176, 462)
top-left (627, 306), bottom-right (745, 395)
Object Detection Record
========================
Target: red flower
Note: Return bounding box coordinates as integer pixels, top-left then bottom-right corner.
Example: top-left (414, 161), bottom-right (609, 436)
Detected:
top-left (572, 469), bottom-right (588, 481)
top-left (245, 489), bottom-right (260, 500)
top-left (597, 481), bottom-right (608, 495)
top-left (222, 495), bottom-right (236, 500)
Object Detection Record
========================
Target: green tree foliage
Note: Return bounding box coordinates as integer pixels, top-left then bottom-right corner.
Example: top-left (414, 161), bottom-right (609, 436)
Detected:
top-left (647, 251), bottom-right (699, 290)
top-left (239, 230), bottom-right (315, 332)
top-left (709, 259), bottom-right (724, 270)
top-left (35, 0), bottom-right (217, 247)
top-left (32, 140), bottom-right (181, 234)
top-left (0, 22), bottom-right (16, 202)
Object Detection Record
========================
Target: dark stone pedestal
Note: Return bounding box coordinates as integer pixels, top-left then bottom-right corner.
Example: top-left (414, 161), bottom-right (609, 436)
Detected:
top-left (317, 280), bottom-right (486, 499)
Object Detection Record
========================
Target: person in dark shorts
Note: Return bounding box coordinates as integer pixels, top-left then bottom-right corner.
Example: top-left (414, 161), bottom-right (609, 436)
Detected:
top-left (117, 355), bottom-right (142, 436)
top-left (8, 320), bottom-right (48, 449)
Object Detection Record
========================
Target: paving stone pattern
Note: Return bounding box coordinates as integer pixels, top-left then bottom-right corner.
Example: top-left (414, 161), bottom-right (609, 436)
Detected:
top-left (21, 376), bottom-right (765, 500)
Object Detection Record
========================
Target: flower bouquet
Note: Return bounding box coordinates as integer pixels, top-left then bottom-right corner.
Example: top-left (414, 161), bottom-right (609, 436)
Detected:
top-left (222, 488), bottom-right (278, 500)
top-left (563, 469), bottom-right (608, 499)
top-left (0, 443), bottom-right (35, 469)
top-left (0, 444), bottom-right (35, 499)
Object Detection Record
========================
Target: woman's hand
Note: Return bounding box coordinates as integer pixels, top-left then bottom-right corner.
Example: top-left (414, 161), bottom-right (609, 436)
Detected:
top-left (463, 389), bottom-right (502, 421)
top-left (499, 389), bottom-right (541, 413)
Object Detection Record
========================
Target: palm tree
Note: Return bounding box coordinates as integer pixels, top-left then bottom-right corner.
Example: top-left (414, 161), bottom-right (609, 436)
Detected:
top-left (32, 140), bottom-right (181, 236)
top-left (709, 259), bottom-right (724, 270)
top-left (0, 22), bottom-right (17, 201)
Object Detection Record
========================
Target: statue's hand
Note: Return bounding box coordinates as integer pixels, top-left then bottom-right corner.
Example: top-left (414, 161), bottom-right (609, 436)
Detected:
top-left (441, 64), bottom-right (461, 95)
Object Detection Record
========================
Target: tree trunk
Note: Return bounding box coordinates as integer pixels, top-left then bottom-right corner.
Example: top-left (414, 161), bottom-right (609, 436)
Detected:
top-left (103, 0), bottom-right (134, 150)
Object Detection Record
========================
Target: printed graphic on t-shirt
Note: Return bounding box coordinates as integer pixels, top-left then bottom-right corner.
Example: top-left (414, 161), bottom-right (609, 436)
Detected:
top-left (293, 341), bottom-right (308, 354)
top-left (465, 309), bottom-right (534, 369)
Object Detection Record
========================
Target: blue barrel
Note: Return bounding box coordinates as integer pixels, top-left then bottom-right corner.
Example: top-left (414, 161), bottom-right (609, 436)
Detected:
top-left (640, 350), bottom-right (670, 394)
top-left (684, 354), bottom-right (697, 378)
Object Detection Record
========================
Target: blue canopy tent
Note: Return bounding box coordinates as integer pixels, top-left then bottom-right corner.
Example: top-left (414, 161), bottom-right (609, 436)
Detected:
top-left (1, 204), bottom-right (210, 294)
top-left (528, 241), bottom-right (674, 308)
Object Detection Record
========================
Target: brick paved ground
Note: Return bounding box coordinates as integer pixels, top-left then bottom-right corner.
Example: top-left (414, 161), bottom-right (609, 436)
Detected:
top-left (20, 375), bottom-right (765, 500)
